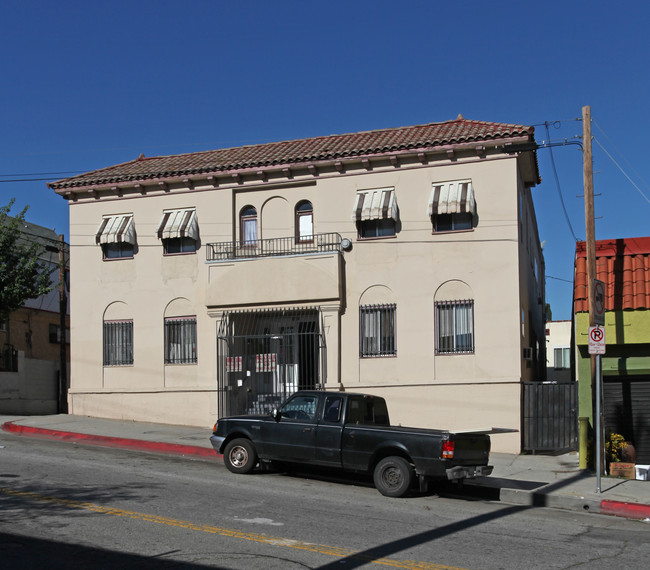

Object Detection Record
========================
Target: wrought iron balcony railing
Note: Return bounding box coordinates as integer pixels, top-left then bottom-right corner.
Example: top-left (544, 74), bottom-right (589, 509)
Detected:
top-left (206, 232), bottom-right (343, 262)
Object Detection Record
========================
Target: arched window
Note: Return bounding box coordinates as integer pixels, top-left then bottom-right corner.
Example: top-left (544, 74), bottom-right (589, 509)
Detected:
top-left (295, 201), bottom-right (313, 243)
top-left (240, 206), bottom-right (257, 246)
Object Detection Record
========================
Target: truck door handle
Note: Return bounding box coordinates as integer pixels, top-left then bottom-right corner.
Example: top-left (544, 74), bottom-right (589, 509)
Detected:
top-left (303, 427), bottom-right (313, 433)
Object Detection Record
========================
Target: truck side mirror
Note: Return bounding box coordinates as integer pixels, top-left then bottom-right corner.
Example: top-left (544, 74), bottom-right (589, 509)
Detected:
top-left (272, 408), bottom-right (282, 422)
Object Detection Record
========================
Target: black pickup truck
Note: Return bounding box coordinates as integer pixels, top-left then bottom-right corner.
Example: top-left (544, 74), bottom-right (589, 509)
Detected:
top-left (211, 390), bottom-right (493, 497)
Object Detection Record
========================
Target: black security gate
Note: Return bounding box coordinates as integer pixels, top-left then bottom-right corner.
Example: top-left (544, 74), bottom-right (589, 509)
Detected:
top-left (523, 382), bottom-right (578, 453)
top-left (216, 308), bottom-right (326, 417)
top-left (604, 376), bottom-right (650, 464)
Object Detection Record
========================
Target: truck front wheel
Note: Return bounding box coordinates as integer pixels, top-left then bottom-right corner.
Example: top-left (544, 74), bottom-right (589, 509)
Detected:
top-left (373, 456), bottom-right (414, 498)
top-left (224, 438), bottom-right (258, 474)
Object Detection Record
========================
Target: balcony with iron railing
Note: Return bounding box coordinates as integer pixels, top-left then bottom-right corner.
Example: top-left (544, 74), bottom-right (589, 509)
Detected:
top-left (204, 233), bottom-right (344, 307)
top-left (206, 232), bottom-right (343, 262)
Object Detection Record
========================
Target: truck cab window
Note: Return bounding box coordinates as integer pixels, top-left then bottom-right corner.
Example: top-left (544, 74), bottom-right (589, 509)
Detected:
top-left (323, 396), bottom-right (343, 422)
top-left (281, 395), bottom-right (316, 421)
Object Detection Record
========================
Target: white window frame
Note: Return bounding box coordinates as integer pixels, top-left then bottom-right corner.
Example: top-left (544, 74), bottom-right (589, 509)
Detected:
top-left (554, 347), bottom-right (571, 369)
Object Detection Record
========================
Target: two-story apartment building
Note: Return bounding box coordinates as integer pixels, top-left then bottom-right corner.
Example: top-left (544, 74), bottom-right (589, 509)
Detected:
top-left (49, 116), bottom-right (544, 453)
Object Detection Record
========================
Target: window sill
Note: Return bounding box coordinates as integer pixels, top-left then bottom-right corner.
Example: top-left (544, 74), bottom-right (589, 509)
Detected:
top-left (163, 251), bottom-right (197, 257)
top-left (360, 354), bottom-right (397, 359)
top-left (356, 234), bottom-right (397, 242)
top-left (435, 351), bottom-right (475, 356)
top-left (431, 228), bottom-right (474, 235)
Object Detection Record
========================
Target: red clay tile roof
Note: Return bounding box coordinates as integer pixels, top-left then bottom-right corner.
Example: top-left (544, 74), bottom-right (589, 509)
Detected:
top-left (48, 118), bottom-right (535, 190)
top-left (574, 237), bottom-right (650, 312)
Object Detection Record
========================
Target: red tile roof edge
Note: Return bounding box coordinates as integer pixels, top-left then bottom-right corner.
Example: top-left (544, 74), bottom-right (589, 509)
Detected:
top-left (49, 117), bottom-right (536, 190)
top-left (574, 237), bottom-right (650, 312)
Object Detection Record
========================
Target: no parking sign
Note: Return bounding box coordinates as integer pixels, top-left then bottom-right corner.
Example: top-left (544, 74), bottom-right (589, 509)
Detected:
top-left (588, 325), bottom-right (606, 355)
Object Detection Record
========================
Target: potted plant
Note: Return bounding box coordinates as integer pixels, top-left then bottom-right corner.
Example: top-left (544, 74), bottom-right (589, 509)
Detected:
top-left (606, 432), bottom-right (636, 478)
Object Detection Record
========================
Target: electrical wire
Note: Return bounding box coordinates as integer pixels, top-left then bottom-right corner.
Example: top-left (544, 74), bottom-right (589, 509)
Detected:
top-left (593, 137), bottom-right (650, 204)
top-left (546, 275), bottom-right (573, 284)
top-left (544, 122), bottom-right (579, 241)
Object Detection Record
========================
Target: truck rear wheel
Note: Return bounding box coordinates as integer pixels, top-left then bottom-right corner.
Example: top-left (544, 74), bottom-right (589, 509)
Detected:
top-left (224, 438), bottom-right (258, 474)
top-left (373, 456), bottom-right (413, 498)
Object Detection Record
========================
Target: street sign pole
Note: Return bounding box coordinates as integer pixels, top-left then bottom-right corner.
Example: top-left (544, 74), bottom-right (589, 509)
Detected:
top-left (588, 323), bottom-right (606, 493)
top-left (596, 353), bottom-right (602, 493)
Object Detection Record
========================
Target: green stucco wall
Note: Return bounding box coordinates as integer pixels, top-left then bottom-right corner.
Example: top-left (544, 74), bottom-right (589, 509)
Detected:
top-left (575, 310), bottom-right (650, 425)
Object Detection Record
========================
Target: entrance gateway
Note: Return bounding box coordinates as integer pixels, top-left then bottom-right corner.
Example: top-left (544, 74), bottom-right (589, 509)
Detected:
top-left (216, 307), bottom-right (327, 417)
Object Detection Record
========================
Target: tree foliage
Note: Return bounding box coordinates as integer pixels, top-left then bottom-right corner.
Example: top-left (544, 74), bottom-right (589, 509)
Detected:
top-left (0, 199), bottom-right (54, 321)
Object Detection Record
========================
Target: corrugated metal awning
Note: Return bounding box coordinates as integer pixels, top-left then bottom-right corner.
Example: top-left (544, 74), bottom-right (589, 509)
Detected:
top-left (428, 181), bottom-right (476, 217)
top-left (352, 188), bottom-right (398, 221)
top-left (157, 209), bottom-right (198, 240)
top-left (95, 214), bottom-right (136, 244)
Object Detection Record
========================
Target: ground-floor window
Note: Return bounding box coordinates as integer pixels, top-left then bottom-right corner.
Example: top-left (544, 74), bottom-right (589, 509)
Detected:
top-left (360, 304), bottom-right (396, 357)
top-left (435, 300), bottom-right (474, 354)
top-left (165, 316), bottom-right (197, 364)
top-left (103, 320), bottom-right (133, 366)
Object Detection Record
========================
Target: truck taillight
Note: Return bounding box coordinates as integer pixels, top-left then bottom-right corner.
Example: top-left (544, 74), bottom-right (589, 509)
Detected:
top-left (441, 440), bottom-right (455, 459)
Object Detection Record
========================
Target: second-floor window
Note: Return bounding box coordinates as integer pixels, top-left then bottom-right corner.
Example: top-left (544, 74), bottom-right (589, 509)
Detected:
top-left (554, 347), bottom-right (570, 369)
top-left (360, 304), bottom-right (396, 357)
top-left (295, 201), bottom-right (313, 243)
top-left (49, 324), bottom-right (70, 344)
top-left (353, 188), bottom-right (398, 239)
top-left (157, 209), bottom-right (198, 255)
top-left (240, 206), bottom-right (257, 246)
top-left (429, 181), bottom-right (476, 233)
top-left (96, 214), bottom-right (136, 260)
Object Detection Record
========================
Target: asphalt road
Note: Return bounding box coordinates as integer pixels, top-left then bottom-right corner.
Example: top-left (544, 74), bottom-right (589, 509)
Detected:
top-left (1, 431), bottom-right (649, 570)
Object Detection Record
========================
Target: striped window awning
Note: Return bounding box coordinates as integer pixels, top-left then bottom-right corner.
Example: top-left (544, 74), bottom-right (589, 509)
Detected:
top-left (157, 209), bottom-right (198, 240)
top-left (95, 214), bottom-right (136, 244)
top-left (352, 188), bottom-right (398, 221)
top-left (428, 181), bottom-right (476, 217)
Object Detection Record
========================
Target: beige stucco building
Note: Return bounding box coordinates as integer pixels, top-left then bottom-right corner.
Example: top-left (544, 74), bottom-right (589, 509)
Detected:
top-left (49, 116), bottom-right (545, 453)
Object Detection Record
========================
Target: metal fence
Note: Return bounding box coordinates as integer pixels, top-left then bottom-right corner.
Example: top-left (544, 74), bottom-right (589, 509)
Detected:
top-left (0, 344), bottom-right (18, 372)
top-left (206, 232), bottom-right (342, 261)
top-left (522, 382), bottom-right (578, 454)
top-left (216, 308), bottom-right (326, 417)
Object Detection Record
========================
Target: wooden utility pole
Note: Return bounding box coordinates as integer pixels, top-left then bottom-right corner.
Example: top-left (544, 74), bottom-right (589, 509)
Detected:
top-left (583, 105), bottom-right (600, 470)
top-left (583, 106), bottom-right (595, 327)
top-left (58, 234), bottom-right (68, 413)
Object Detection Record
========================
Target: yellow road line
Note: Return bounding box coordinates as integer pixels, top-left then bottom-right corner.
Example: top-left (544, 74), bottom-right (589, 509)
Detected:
top-left (2, 487), bottom-right (468, 570)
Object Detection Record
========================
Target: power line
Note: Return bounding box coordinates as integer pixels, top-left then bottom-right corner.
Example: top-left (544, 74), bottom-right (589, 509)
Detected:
top-left (593, 136), bottom-right (650, 204)
top-left (546, 275), bottom-right (573, 284)
top-left (544, 122), bottom-right (580, 241)
top-left (0, 177), bottom-right (64, 183)
top-left (593, 120), bottom-right (650, 195)
top-left (0, 171), bottom-right (86, 177)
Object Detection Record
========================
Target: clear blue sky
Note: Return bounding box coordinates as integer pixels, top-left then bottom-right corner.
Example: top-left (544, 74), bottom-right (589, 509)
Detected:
top-left (2, 1), bottom-right (648, 321)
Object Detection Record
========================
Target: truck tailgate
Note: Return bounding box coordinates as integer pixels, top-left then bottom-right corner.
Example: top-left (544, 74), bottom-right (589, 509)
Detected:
top-left (451, 433), bottom-right (491, 466)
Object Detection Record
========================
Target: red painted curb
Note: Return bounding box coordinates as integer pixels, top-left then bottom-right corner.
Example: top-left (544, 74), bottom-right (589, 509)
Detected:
top-left (601, 500), bottom-right (650, 520)
top-left (2, 421), bottom-right (220, 460)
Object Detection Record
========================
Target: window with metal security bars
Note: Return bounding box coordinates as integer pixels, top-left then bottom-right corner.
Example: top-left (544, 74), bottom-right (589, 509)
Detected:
top-left (165, 317), bottom-right (197, 364)
top-left (435, 300), bottom-right (474, 354)
top-left (103, 320), bottom-right (133, 366)
top-left (360, 304), bottom-right (396, 357)
top-left (554, 347), bottom-right (570, 369)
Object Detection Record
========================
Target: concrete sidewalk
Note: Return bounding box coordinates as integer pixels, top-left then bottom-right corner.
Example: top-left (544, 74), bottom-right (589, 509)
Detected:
top-left (2, 413), bottom-right (649, 522)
